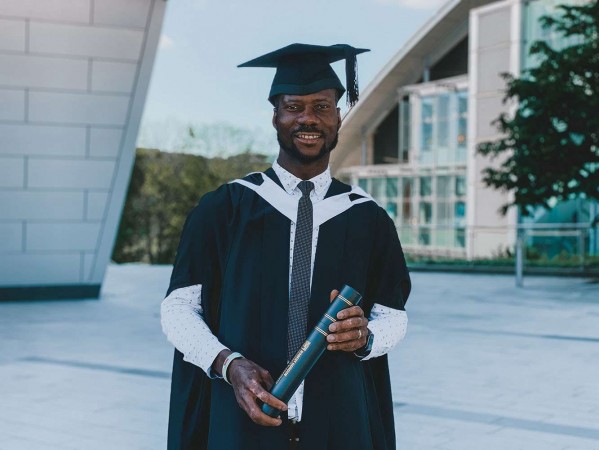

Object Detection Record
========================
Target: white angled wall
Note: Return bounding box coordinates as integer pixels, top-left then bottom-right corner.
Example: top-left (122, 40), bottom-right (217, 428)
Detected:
top-left (0, 0), bottom-right (166, 297)
top-left (467, 0), bottom-right (520, 259)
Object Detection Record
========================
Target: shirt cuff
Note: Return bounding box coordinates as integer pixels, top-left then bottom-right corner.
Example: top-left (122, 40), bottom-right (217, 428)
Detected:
top-left (200, 343), bottom-right (230, 380)
top-left (361, 306), bottom-right (408, 361)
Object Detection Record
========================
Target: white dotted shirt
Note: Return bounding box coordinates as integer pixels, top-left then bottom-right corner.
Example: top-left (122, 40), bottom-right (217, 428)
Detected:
top-left (161, 161), bottom-right (408, 422)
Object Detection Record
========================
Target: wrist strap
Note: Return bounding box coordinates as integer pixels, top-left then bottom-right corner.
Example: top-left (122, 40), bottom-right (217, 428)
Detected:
top-left (354, 330), bottom-right (374, 360)
top-left (222, 352), bottom-right (244, 385)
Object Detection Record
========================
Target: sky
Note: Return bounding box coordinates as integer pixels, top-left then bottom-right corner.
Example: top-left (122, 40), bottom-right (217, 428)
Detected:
top-left (137, 0), bottom-right (446, 154)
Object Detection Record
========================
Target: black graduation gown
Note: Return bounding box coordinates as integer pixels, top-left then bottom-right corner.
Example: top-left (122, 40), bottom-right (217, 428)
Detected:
top-left (165, 168), bottom-right (411, 450)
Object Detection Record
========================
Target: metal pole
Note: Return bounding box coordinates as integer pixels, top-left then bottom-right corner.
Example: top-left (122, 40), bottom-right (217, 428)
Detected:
top-left (578, 229), bottom-right (585, 272)
top-left (515, 232), bottom-right (524, 288)
top-left (590, 201), bottom-right (597, 256)
top-left (515, 205), bottom-right (523, 288)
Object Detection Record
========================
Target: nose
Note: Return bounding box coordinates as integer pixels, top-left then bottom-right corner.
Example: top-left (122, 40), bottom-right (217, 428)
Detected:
top-left (297, 105), bottom-right (319, 127)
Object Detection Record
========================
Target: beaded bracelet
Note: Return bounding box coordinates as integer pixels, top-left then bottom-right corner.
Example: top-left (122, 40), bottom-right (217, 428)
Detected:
top-left (222, 352), bottom-right (244, 385)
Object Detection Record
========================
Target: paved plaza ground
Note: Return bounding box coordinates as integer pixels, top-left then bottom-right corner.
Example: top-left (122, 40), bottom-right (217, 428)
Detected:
top-left (0, 265), bottom-right (598, 450)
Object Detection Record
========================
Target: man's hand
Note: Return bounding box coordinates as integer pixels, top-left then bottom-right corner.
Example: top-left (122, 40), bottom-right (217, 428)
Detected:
top-left (213, 350), bottom-right (286, 426)
top-left (326, 289), bottom-right (369, 352)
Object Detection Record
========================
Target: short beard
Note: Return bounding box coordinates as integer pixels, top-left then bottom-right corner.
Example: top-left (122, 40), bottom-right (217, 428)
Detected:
top-left (277, 132), bottom-right (339, 164)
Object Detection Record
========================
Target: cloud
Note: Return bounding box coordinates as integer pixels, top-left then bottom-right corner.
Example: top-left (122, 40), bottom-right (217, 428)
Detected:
top-left (374, 0), bottom-right (446, 10)
top-left (159, 34), bottom-right (175, 50)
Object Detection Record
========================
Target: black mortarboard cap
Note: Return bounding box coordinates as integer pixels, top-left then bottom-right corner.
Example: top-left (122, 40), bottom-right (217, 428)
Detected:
top-left (238, 43), bottom-right (370, 107)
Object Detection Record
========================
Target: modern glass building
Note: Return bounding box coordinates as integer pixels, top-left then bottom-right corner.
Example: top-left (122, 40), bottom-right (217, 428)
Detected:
top-left (332, 0), bottom-right (595, 259)
top-left (354, 79), bottom-right (469, 252)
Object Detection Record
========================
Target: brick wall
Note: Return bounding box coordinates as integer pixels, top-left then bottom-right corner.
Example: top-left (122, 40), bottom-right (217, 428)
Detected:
top-left (0, 0), bottom-right (166, 296)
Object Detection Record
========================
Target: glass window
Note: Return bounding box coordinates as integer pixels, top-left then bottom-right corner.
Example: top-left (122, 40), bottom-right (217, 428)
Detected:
top-left (456, 91), bottom-right (468, 163)
top-left (417, 90), bottom-right (469, 167)
top-left (437, 201), bottom-right (452, 225)
top-left (421, 97), bottom-right (434, 163)
top-left (418, 228), bottom-right (430, 246)
top-left (401, 201), bottom-right (413, 225)
top-left (437, 176), bottom-right (451, 198)
top-left (419, 202), bottom-right (432, 224)
top-left (455, 201), bottom-right (466, 227)
top-left (522, 1), bottom-right (580, 70)
top-left (455, 176), bottom-right (466, 197)
top-left (420, 177), bottom-right (432, 197)
top-left (386, 177), bottom-right (398, 197)
top-left (402, 177), bottom-right (413, 200)
top-left (371, 178), bottom-right (385, 199)
top-left (401, 178), bottom-right (413, 225)
top-left (400, 227), bottom-right (414, 245)
top-left (358, 178), bottom-right (368, 192)
top-left (455, 228), bottom-right (466, 248)
top-left (400, 97), bottom-right (411, 162)
top-left (437, 94), bottom-right (450, 149)
top-left (435, 229), bottom-right (452, 247)
top-left (386, 202), bottom-right (397, 221)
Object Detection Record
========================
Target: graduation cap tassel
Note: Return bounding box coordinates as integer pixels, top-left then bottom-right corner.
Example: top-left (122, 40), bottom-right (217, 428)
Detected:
top-left (345, 53), bottom-right (359, 107)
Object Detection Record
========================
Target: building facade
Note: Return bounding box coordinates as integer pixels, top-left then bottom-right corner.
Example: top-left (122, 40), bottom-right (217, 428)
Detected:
top-left (332, 0), bottom-right (594, 260)
top-left (0, 0), bottom-right (167, 300)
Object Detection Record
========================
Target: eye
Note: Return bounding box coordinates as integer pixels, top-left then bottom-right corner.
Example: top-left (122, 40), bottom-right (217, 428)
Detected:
top-left (285, 104), bottom-right (300, 111)
top-left (316, 103), bottom-right (331, 110)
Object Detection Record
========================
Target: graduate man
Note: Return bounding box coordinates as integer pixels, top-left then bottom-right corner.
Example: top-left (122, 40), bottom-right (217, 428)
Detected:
top-left (161, 43), bottom-right (411, 450)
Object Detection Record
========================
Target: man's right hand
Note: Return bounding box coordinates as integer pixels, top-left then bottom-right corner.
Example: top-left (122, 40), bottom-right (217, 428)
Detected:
top-left (213, 350), bottom-right (286, 426)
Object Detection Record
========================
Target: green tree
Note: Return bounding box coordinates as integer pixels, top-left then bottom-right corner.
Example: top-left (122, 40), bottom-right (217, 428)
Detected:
top-left (113, 149), bottom-right (217, 264)
top-left (111, 149), bottom-right (146, 263)
top-left (113, 149), bottom-right (270, 264)
top-left (478, 2), bottom-right (599, 215)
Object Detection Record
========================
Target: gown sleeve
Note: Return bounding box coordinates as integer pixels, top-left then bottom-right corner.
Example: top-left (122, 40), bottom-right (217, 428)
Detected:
top-left (166, 186), bottom-right (232, 297)
top-left (365, 207), bottom-right (412, 311)
top-left (165, 186), bottom-right (235, 450)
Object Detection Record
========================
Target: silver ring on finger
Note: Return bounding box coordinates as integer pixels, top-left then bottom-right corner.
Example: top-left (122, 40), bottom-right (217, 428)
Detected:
top-left (358, 329), bottom-right (362, 340)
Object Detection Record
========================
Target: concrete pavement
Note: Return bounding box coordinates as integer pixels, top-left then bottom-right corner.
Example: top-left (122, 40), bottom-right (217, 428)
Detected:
top-left (391, 273), bottom-right (599, 450)
top-left (0, 265), bottom-right (597, 449)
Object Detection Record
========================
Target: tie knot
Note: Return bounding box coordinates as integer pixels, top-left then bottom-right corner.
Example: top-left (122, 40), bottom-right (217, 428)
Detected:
top-left (298, 180), bottom-right (314, 197)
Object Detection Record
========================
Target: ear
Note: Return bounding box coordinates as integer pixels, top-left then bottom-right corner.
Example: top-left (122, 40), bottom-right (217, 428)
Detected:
top-left (272, 109), bottom-right (278, 129)
top-left (336, 107), bottom-right (342, 130)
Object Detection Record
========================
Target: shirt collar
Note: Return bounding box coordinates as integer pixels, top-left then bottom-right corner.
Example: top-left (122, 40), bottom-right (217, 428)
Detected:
top-left (272, 160), bottom-right (332, 199)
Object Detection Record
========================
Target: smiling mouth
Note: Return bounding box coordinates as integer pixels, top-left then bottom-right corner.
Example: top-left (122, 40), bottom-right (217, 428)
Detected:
top-left (294, 133), bottom-right (322, 141)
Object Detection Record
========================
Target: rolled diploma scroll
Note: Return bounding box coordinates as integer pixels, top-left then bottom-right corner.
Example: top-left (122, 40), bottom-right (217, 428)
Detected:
top-left (261, 285), bottom-right (362, 418)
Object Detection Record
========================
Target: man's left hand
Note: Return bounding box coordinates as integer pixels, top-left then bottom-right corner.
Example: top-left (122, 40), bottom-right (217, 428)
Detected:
top-left (326, 289), bottom-right (368, 352)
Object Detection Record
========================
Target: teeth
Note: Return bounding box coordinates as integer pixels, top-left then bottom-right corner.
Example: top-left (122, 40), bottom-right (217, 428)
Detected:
top-left (297, 133), bottom-right (321, 140)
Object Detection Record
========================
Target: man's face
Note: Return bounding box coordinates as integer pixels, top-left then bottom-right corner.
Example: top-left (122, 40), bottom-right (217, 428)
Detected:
top-left (272, 89), bottom-right (342, 164)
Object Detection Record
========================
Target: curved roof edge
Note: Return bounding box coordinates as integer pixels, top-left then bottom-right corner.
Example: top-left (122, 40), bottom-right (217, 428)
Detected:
top-left (331, 0), bottom-right (495, 173)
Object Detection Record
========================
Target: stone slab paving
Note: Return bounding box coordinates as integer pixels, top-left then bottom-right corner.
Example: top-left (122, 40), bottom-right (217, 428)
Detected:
top-left (392, 272), bottom-right (599, 450)
top-left (0, 265), bottom-right (597, 449)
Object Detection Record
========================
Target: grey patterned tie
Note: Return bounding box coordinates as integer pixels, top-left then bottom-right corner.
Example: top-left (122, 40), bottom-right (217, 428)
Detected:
top-left (287, 180), bottom-right (315, 359)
